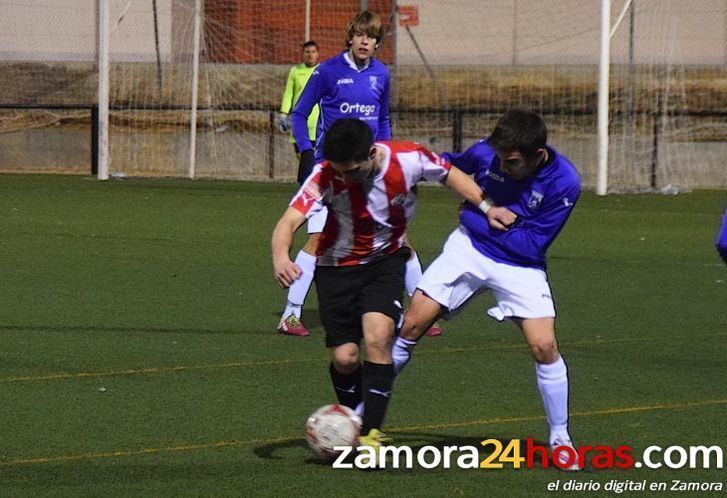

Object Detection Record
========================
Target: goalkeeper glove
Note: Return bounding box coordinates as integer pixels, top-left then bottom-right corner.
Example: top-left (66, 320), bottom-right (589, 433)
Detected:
top-left (297, 149), bottom-right (315, 184)
top-left (277, 113), bottom-right (290, 133)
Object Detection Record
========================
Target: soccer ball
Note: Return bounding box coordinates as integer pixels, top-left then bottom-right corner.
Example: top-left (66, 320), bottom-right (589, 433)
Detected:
top-left (305, 404), bottom-right (362, 460)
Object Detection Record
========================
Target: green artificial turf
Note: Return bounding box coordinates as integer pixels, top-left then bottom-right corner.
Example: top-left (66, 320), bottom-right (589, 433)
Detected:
top-left (0, 174), bottom-right (724, 496)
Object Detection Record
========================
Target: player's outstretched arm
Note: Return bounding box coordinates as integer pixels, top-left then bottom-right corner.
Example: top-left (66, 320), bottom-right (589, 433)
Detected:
top-left (441, 165), bottom-right (485, 205)
top-left (271, 207), bottom-right (307, 288)
top-left (443, 166), bottom-right (517, 230)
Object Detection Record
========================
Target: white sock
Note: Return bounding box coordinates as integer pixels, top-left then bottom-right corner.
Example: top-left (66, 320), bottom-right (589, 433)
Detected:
top-left (405, 254), bottom-right (423, 297)
top-left (536, 356), bottom-right (570, 445)
top-left (392, 336), bottom-right (418, 375)
top-left (282, 250), bottom-right (316, 319)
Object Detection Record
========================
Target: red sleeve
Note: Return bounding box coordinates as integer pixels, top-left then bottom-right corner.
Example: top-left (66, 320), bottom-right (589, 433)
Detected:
top-left (290, 164), bottom-right (330, 216)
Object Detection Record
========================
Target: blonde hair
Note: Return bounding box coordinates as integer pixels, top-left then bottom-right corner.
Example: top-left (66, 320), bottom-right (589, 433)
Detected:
top-left (345, 10), bottom-right (385, 46)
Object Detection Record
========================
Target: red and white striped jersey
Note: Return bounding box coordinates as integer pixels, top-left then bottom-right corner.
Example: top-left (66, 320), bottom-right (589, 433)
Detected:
top-left (290, 141), bottom-right (452, 266)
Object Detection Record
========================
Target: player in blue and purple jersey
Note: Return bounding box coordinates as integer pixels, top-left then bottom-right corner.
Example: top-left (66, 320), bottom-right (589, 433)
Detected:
top-left (441, 122), bottom-right (580, 271)
top-left (278, 11), bottom-right (441, 339)
top-left (717, 208), bottom-right (727, 265)
top-left (290, 17), bottom-right (391, 169)
top-left (391, 110), bottom-right (584, 471)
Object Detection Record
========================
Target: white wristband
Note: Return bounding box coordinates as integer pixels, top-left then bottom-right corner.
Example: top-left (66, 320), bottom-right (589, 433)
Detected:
top-left (478, 199), bottom-right (492, 215)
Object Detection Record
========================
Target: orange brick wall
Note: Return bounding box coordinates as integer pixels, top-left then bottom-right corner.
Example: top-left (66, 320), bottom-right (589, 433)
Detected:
top-left (204, 0), bottom-right (394, 64)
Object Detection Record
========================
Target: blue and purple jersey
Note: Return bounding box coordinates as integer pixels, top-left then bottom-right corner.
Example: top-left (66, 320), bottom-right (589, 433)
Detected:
top-left (717, 208), bottom-right (727, 265)
top-left (291, 50), bottom-right (391, 162)
top-left (443, 139), bottom-right (581, 269)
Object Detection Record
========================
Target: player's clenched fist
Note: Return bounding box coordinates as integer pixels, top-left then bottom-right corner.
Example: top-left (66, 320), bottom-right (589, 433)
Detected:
top-left (274, 258), bottom-right (302, 288)
top-left (487, 205), bottom-right (518, 231)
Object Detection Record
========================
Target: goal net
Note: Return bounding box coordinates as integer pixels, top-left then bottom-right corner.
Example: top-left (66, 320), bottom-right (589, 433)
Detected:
top-left (391, 0), bottom-right (726, 192)
top-left (0, 0), bottom-right (724, 191)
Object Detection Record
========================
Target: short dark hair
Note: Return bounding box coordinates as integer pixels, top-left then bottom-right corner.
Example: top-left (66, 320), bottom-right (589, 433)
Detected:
top-left (302, 40), bottom-right (318, 50)
top-left (488, 110), bottom-right (547, 157)
top-left (323, 119), bottom-right (373, 164)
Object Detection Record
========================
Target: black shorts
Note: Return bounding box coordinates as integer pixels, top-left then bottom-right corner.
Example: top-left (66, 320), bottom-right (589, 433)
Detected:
top-left (314, 248), bottom-right (410, 348)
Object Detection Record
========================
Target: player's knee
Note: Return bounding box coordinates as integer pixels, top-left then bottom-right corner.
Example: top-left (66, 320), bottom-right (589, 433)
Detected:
top-left (400, 311), bottom-right (430, 340)
top-left (365, 333), bottom-right (393, 359)
top-left (332, 349), bottom-right (359, 373)
top-left (529, 341), bottom-right (559, 364)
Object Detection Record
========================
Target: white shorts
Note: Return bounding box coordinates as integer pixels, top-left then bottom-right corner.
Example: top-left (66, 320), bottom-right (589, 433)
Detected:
top-left (307, 206), bottom-right (328, 234)
top-left (417, 227), bottom-right (556, 321)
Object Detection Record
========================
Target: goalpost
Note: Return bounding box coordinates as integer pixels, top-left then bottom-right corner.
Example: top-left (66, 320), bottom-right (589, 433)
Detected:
top-left (97, 0), bottom-right (110, 180)
top-left (1, 1), bottom-right (724, 190)
top-left (96, 0), bottom-right (202, 180)
top-left (597, 0), bottom-right (612, 196)
top-left (94, 0), bottom-right (725, 190)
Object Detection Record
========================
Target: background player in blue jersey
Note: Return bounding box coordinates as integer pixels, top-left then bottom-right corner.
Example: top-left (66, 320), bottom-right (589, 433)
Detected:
top-left (391, 110), bottom-right (584, 471)
top-left (717, 208), bottom-right (727, 265)
top-left (290, 11), bottom-right (390, 170)
top-left (278, 11), bottom-right (440, 338)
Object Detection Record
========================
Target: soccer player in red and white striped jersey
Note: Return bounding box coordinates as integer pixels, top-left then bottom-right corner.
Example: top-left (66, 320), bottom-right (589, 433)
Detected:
top-left (290, 140), bottom-right (449, 266)
top-left (272, 118), bottom-right (504, 448)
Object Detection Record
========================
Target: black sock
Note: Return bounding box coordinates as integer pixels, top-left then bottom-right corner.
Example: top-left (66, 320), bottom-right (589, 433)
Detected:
top-left (329, 362), bottom-right (362, 410)
top-left (362, 361), bottom-right (395, 434)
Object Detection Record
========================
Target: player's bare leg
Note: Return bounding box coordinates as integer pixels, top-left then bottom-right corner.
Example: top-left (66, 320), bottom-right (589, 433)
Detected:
top-left (516, 317), bottom-right (580, 471)
top-left (402, 237), bottom-right (444, 337)
top-left (392, 290), bottom-right (443, 375)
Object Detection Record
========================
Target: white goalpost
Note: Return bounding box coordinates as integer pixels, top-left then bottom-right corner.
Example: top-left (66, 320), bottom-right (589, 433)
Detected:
top-left (2, 1), bottom-right (724, 190)
top-left (597, 0), bottom-right (611, 196)
top-left (97, 0), bottom-right (110, 181)
top-left (96, 0), bottom-right (202, 180)
top-left (598, 0), bottom-right (637, 195)
top-left (188, 0), bottom-right (201, 179)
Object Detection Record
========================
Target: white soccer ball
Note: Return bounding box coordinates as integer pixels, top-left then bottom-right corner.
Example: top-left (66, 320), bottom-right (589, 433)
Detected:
top-left (305, 404), bottom-right (362, 461)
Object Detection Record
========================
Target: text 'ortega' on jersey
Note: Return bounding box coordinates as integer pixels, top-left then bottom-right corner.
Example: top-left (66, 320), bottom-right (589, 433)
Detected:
top-left (339, 103), bottom-right (376, 116)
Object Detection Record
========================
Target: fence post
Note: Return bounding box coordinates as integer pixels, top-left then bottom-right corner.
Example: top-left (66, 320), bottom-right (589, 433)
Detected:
top-left (452, 109), bottom-right (463, 153)
top-left (650, 91), bottom-right (661, 190)
top-left (269, 110), bottom-right (276, 179)
top-left (91, 105), bottom-right (98, 175)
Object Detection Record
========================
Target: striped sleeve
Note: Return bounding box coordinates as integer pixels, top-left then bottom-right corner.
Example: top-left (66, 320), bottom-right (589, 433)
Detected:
top-left (417, 145), bottom-right (451, 182)
top-left (290, 164), bottom-right (327, 218)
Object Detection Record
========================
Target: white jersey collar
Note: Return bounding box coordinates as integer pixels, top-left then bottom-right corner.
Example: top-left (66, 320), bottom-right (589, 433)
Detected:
top-left (343, 51), bottom-right (370, 72)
